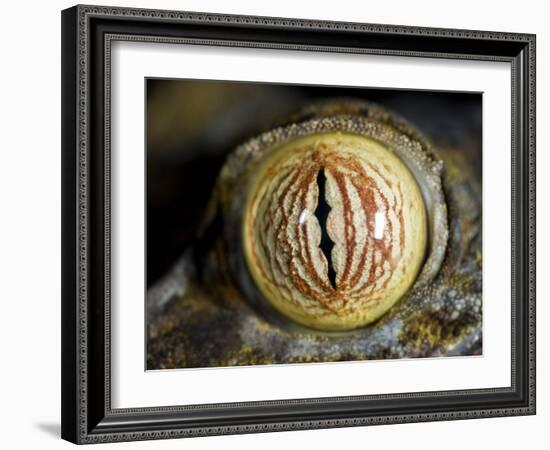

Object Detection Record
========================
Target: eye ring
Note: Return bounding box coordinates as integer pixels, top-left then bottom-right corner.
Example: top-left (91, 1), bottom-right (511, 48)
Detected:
top-left (217, 101), bottom-right (448, 331)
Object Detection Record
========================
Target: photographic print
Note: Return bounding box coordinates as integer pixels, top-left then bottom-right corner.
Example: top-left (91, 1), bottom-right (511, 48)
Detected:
top-left (61, 7), bottom-right (535, 442)
top-left (146, 80), bottom-right (482, 370)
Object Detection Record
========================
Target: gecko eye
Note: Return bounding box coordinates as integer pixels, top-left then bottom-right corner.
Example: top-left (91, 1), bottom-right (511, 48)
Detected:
top-left (217, 104), bottom-right (448, 332)
top-left (243, 132), bottom-right (428, 331)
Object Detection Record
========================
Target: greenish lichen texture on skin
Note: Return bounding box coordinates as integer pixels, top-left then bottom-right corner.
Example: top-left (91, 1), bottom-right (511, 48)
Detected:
top-left (147, 101), bottom-right (482, 369)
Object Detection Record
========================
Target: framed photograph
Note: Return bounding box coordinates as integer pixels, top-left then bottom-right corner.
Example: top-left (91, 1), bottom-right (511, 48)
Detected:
top-left (61, 4), bottom-right (536, 444)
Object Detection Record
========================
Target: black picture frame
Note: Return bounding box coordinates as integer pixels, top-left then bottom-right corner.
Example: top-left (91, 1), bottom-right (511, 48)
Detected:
top-left (61, 4), bottom-right (536, 444)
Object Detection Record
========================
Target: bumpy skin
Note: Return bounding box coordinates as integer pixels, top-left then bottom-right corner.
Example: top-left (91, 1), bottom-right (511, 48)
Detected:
top-left (147, 101), bottom-right (482, 369)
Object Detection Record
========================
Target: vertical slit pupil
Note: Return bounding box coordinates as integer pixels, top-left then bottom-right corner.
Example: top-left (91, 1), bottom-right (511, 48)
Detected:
top-left (314, 167), bottom-right (337, 289)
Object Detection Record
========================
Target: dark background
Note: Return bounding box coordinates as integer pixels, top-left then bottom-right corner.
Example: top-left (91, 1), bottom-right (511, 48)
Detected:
top-left (147, 79), bottom-right (481, 287)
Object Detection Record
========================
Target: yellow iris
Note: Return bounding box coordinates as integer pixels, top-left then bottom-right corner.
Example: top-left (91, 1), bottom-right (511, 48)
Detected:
top-left (242, 132), bottom-right (427, 331)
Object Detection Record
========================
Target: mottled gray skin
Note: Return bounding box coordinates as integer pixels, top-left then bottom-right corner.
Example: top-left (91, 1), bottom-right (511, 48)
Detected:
top-left (147, 101), bottom-right (482, 369)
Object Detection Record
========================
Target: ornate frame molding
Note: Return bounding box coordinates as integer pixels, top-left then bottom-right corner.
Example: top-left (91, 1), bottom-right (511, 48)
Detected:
top-left (61, 4), bottom-right (536, 444)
